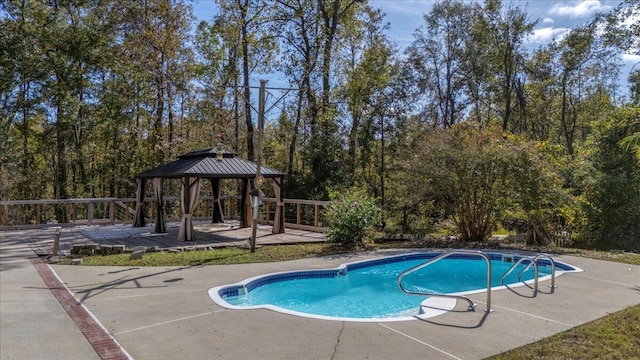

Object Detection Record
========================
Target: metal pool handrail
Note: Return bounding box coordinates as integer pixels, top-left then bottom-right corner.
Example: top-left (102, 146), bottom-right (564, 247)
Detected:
top-left (532, 254), bottom-right (556, 293)
top-left (499, 256), bottom-right (539, 296)
top-left (397, 250), bottom-right (493, 313)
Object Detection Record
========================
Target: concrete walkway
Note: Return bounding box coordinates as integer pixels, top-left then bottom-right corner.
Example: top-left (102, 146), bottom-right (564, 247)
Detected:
top-left (1, 229), bottom-right (102, 359)
top-left (2, 227), bottom-right (640, 359)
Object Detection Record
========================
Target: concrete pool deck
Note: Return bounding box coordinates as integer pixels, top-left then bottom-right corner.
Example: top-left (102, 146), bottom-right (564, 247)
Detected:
top-left (2, 229), bottom-right (639, 359)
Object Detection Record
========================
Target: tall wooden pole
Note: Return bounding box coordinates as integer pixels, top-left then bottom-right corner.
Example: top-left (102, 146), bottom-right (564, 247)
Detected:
top-left (250, 80), bottom-right (267, 253)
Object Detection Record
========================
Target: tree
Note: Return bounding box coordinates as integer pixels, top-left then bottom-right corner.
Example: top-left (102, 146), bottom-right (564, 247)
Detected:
top-left (479, 0), bottom-right (536, 131)
top-left (405, 0), bottom-right (474, 128)
top-left (550, 22), bottom-right (620, 156)
top-left (118, 0), bottom-right (195, 163)
top-left (272, 0), bottom-right (321, 181)
top-left (0, 0), bottom-right (48, 200)
top-left (409, 125), bottom-right (515, 242)
top-left (213, 0), bottom-right (276, 161)
top-left (576, 107), bottom-right (640, 251)
top-left (508, 140), bottom-right (570, 245)
top-left (339, 6), bottom-right (395, 187)
top-left (193, 20), bottom-right (240, 145)
top-left (603, 0), bottom-right (640, 71)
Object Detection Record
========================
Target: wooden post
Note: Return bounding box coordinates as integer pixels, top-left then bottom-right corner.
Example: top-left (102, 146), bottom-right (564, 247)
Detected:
top-left (296, 203), bottom-right (301, 226)
top-left (88, 202), bottom-right (94, 224)
top-left (314, 204), bottom-right (320, 228)
top-left (109, 201), bottom-right (115, 223)
top-left (52, 227), bottom-right (61, 256)
top-left (1, 204), bottom-right (7, 225)
top-left (265, 200), bottom-right (270, 222)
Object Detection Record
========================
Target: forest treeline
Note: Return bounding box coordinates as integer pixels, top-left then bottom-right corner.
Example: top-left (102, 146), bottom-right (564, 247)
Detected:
top-left (1, 0), bottom-right (639, 250)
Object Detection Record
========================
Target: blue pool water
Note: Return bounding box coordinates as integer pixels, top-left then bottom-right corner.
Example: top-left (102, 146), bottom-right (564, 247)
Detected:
top-left (210, 252), bottom-right (576, 321)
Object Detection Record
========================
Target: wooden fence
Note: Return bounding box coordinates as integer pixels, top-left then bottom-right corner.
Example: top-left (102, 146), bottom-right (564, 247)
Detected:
top-left (0, 196), bottom-right (330, 232)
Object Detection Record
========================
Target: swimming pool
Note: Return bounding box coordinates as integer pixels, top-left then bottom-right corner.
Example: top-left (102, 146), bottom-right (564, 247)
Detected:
top-left (209, 251), bottom-right (581, 322)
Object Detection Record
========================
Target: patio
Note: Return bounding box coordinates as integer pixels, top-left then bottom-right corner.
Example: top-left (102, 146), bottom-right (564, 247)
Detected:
top-left (23, 221), bottom-right (325, 257)
top-left (47, 252), bottom-right (640, 359)
top-left (1, 226), bottom-right (639, 359)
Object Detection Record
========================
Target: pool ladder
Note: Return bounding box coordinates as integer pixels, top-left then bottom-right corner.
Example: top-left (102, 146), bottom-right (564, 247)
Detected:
top-left (397, 251), bottom-right (557, 314)
top-left (397, 250), bottom-right (493, 313)
top-left (499, 254), bottom-right (556, 296)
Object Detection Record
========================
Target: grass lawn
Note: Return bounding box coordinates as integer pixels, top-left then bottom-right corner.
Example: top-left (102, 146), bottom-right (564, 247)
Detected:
top-left (487, 304), bottom-right (640, 359)
top-left (71, 242), bottom-right (640, 359)
top-left (77, 243), bottom-right (346, 266)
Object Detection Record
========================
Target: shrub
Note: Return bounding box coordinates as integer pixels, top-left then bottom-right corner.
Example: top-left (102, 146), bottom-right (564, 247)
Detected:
top-left (325, 189), bottom-right (381, 248)
top-left (406, 124), bottom-right (568, 243)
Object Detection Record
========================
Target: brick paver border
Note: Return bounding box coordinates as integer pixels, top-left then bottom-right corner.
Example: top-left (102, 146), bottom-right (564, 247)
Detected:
top-left (30, 257), bottom-right (131, 360)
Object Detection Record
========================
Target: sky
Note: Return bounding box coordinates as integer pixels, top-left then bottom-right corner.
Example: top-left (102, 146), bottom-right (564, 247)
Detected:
top-left (191, 0), bottom-right (639, 95)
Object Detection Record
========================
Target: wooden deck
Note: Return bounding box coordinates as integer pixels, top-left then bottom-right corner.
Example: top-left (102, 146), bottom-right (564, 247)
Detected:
top-left (15, 220), bottom-right (326, 256)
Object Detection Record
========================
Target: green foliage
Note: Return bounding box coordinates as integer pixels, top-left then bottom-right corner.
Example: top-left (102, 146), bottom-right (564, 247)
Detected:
top-left (619, 102), bottom-right (640, 160)
top-left (408, 125), bottom-right (513, 241)
top-left (2, 0), bottom-right (639, 251)
top-left (507, 140), bottom-right (572, 245)
top-left (79, 244), bottom-right (345, 266)
top-left (404, 124), bottom-right (568, 243)
top-left (574, 107), bottom-right (640, 251)
top-left (325, 189), bottom-right (381, 248)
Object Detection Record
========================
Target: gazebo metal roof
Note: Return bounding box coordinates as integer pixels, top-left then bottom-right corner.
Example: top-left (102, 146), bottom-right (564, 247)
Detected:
top-left (133, 146), bottom-right (286, 241)
top-left (136, 148), bottom-right (284, 179)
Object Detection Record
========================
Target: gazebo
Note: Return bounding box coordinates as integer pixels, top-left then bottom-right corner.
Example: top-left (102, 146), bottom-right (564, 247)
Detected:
top-left (132, 146), bottom-right (285, 241)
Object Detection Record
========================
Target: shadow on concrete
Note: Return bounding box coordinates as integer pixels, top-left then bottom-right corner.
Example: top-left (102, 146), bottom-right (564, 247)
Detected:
top-left (66, 265), bottom-right (202, 302)
top-left (414, 308), bottom-right (491, 329)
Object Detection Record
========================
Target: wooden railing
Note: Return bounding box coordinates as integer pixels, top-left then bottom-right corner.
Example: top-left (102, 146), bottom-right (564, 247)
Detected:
top-left (260, 197), bottom-right (330, 232)
top-left (0, 196), bottom-right (330, 232)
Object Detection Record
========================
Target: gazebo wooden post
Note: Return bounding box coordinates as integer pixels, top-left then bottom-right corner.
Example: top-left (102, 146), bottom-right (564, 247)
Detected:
top-left (212, 178), bottom-right (224, 223)
top-left (153, 178), bottom-right (166, 233)
top-left (181, 175), bottom-right (191, 240)
top-left (133, 178), bottom-right (146, 227)
top-left (272, 176), bottom-right (285, 234)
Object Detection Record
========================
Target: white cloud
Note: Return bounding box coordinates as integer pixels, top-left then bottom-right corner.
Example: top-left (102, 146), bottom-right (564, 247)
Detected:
top-left (541, 17), bottom-right (555, 24)
top-left (621, 13), bottom-right (640, 27)
top-left (527, 27), bottom-right (570, 44)
top-left (549, 1), bottom-right (612, 19)
top-left (622, 53), bottom-right (640, 63)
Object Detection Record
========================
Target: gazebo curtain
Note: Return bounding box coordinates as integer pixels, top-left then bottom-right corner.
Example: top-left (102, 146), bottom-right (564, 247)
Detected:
top-left (153, 178), bottom-right (166, 233)
top-left (179, 176), bottom-right (201, 241)
top-left (133, 178), bottom-right (146, 227)
top-left (240, 179), bottom-right (251, 228)
top-left (212, 178), bottom-right (224, 223)
top-left (136, 174), bottom-right (285, 238)
top-left (272, 176), bottom-right (285, 234)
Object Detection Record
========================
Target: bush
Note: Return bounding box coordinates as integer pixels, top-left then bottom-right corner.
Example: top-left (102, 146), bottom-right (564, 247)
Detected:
top-left (409, 125), bottom-right (515, 242)
top-left (325, 189), bottom-right (381, 248)
top-left (405, 124), bottom-right (568, 243)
